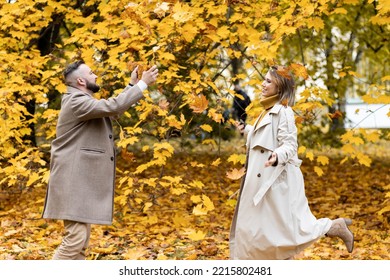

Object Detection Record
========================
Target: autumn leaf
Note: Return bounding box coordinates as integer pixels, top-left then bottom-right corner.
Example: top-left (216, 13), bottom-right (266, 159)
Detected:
top-left (226, 167), bottom-right (245, 180)
top-left (211, 158), bottom-right (221, 166)
top-left (275, 67), bottom-right (292, 79)
top-left (154, 2), bottom-right (170, 18)
top-left (281, 98), bottom-right (288, 107)
top-left (192, 204), bottom-right (208, 215)
top-left (329, 110), bottom-right (343, 119)
top-left (202, 195), bottom-right (215, 212)
top-left (316, 155), bottom-right (329, 166)
top-left (158, 99), bottom-right (170, 111)
top-left (190, 94), bottom-right (208, 113)
top-left (227, 154), bottom-right (246, 165)
top-left (290, 63), bottom-right (309, 80)
top-left (200, 124), bottom-right (213, 133)
top-left (306, 151), bottom-right (314, 161)
top-left (186, 229), bottom-right (206, 241)
top-left (298, 146), bottom-right (306, 155)
top-left (314, 166), bottom-right (324, 176)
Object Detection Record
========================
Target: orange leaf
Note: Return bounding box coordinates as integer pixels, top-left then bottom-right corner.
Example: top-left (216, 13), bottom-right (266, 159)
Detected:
top-left (190, 94), bottom-right (208, 113)
top-left (290, 63), bottom-right (309, 80)
top-left (226, 167), bottom-right (245, 180)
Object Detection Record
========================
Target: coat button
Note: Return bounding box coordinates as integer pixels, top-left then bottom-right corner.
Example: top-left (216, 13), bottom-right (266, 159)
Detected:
top-left (110, 156), bottom-right (114, 161)
top-left (261, 149), bottom-right (264, 153)
top-left (257, 173), bottom-right (261, 177)
top-left (109, 134), bottom-right (112, 139)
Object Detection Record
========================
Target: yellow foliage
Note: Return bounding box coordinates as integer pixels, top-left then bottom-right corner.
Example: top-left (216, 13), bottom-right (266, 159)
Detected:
top-left (227, 153), bottom-right (246, 165)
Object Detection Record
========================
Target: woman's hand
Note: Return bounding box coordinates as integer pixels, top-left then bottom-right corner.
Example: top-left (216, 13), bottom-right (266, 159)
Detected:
top-left (235, 120), bottom-right (246, 134)
top-left (265, 152), bottom-right (278, 167)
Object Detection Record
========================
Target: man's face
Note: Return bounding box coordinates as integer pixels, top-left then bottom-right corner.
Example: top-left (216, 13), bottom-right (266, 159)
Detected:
top-left (78, 64), bottom-right (100, 93)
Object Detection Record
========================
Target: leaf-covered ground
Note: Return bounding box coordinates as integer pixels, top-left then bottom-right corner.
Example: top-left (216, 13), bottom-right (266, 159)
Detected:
top-left (1, 139), bottom-right (389, 260)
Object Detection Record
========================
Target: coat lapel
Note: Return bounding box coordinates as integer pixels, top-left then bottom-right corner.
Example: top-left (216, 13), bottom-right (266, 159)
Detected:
top-left (254, 113), bottom-right (271, 132)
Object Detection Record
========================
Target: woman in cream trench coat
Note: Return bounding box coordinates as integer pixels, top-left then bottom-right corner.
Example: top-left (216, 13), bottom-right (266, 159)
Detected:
top-left (229, 66), bottom-right (354, 260)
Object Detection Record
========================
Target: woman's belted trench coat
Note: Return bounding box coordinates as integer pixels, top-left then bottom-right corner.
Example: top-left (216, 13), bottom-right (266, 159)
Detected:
top-left (229, 104), bottom-right (332, 260)
top-left (42, 85), bottom-right (143, 225)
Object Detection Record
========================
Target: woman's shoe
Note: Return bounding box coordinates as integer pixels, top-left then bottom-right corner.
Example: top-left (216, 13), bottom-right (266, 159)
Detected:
top-left (326, 218), bottom-right (354, 253)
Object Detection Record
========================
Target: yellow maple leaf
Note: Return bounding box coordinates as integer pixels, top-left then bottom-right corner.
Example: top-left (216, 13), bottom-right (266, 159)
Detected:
top-left (143, 202), bottom-right (153, 213)
top-left (298, 146), bottom-right (306, 155)
top-left (314, 166), bottom-right (324, 176)
top-left (226, 167), bottom-right (245, 180)
top-left (202, 195), bottom-right (215, 211)
top-left (200, 124), bottom-right (213, 133)
top-left (306, 151), bottom-right (314, 161)
top-left (122, 247), bottom-right (147, 260)
top-left (306, 17), bottom-right (324, 32)
top-left (207, 108), bottom-right (223, 123)
top-left (227, 153), bottom-right (246, 165)
top-left (145, 214), bottom-right (159, 225)
top-left (365, 131), bottom-right (380, 142)
top-left (172, 2), bottom-right (193, 23)
top-left (316, 155), bottom-right (329, 166)
top-left (26, 172), bottom-right (40, 187)
top-left (191, 195), bottom-right (202, 203)
top-left (192, 204), bottom-right (208, 215)
top-left (154, 2), bottom-right (170, 18)
top-left (189, 180), bottom-right (204, 189)
top-left (211, 158), bottom-right (221, 166)
top-left (357, 153), bottom-right (371, 167)
top-left (171, 187), bottom-right (187, 195)
top-left (173, 212), bottom-right (190, 228)
top-left (190, 94), bottom-right (208, 113)
top-left (186, 229), bottom-right (206, 241)
top-left (290, 63), bottom-right (309, 80)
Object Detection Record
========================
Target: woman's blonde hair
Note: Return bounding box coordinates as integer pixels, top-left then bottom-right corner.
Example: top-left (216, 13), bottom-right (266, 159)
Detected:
top-left (269, 65), bottom-right (296, 106)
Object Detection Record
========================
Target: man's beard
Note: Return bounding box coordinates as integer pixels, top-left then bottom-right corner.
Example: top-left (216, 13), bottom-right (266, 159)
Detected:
top-left (86, 80), bottom-right (100, 93)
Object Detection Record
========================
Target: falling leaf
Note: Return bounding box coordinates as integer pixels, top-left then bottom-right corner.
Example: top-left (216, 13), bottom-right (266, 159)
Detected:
top-left (314, 166), bottom-right (324, 176)
top-left (298, 146), bottom-right (306, 155)
top-left (306, 151), bottom-right (314, 161)
top-left (290, 63), bottom-right (309, 80)
top-left (329, 110), bottom-right (343, 119)
top-left (281, 98), bottom-right (288, 107)
top-left (316, 155), bottom-right (329, 165)
top-left (227, 154), bottom-right (246, 165)
top-left (226, 167), bottom-right (245, 180)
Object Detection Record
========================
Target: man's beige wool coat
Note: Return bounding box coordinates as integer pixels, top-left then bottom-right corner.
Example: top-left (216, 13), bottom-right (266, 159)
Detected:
top-left (42, 85), bottom-right (143, 225)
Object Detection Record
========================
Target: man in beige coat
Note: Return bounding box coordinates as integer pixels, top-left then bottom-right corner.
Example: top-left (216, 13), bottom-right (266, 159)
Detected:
top-left (42, 60), bottom-right (158, 259)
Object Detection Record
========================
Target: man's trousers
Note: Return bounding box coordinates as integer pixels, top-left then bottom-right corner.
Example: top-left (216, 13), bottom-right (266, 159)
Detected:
top-left (53, 220), bottom-right (91, 260)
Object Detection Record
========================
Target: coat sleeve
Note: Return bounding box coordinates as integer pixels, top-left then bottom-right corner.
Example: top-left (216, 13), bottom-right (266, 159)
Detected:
top-left (273, 107), bottom-right (298, 165)
top-left (70, 85), bottom-right (144, 121)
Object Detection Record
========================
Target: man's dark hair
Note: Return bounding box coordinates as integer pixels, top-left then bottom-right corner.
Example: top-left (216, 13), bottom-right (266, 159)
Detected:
top-left (63, 60), bottom-right (85, 80)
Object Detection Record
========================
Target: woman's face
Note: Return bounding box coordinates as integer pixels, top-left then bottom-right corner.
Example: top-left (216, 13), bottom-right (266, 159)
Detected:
top-left (261, 71), bottom-right (278, 97)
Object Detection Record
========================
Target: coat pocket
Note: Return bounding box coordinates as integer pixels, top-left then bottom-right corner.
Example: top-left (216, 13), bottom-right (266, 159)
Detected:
top-left (80, 147), bottom-right (106, 154)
